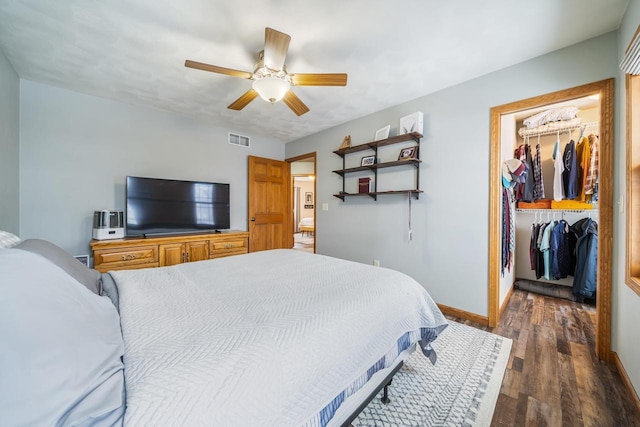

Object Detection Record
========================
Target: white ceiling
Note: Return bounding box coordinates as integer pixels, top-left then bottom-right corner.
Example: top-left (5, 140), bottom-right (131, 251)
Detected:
top-left (0, 0), bottom-right (628, 142)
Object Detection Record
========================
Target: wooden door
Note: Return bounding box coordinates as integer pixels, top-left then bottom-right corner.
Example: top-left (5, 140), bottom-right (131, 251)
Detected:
top-left (186, 240), bottom-right (209, 262)
top-left (159, 243), bottom-right (185, 266)
top-left (248, 156), bottom-right (291, 252)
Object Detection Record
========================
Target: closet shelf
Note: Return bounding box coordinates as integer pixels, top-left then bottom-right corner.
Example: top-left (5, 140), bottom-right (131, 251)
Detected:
top-left (518, 120), bottom-right (599, 138)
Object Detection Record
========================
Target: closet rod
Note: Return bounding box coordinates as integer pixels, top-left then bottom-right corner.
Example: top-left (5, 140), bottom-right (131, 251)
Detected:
top-left (517, 120), bottom-right (599, 138)
top-left (515, 208), bottom-right (599, 214)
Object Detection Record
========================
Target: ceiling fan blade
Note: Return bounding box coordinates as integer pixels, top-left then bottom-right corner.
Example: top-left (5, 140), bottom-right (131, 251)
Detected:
top-left (282, 90), bottom-right (310, 116)
top-left (185, 60), bottom-right (252, 79)
top-left (263, 27), bottom-right (291, 71)
top-left (228, 89), bottom-right (259, 110)
top-left (290, 73), bottom-right (348, 86)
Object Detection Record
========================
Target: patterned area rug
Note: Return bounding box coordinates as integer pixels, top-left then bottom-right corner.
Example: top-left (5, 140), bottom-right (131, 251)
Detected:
top-left (353, 321), bottom-right (512, 427)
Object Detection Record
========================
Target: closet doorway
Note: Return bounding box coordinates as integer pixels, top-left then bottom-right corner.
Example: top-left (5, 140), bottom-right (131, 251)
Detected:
top-left (287, 153), bottom-right (316, 254)
top-left (488, 79), bottom-right (614, 361)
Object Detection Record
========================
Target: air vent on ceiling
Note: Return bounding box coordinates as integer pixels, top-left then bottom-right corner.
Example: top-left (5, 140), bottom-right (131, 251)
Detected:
top-left (228, 132), bottom-right (250, 147)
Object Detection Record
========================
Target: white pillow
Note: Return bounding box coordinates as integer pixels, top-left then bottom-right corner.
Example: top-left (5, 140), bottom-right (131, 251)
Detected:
top-left (0, 249), bottom-right (125, 426)
top-left (0, 230), bottom-right (21, 248)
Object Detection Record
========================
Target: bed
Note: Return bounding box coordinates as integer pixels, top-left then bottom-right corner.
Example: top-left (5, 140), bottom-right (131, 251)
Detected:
top-left (299, 217), bottom-right (314, 236)
top-left (0, 233), bottom-right (448, 427)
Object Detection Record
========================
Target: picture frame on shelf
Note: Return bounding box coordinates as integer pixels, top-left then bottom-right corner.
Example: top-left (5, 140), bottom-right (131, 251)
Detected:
top-left (398, 146), bottom-right (418, 160)
top-left (361, 155), bottom-right (376, 166)
top-left (374, 125), bottom-right (390, 141)
top-left (399, 111), bottom-right (424, 135)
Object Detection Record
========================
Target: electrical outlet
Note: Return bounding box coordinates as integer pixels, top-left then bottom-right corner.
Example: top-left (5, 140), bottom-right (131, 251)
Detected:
top-left (322, 203), bottom-right (329, 211)
top-left (373, 259), bottom-right (380, 267)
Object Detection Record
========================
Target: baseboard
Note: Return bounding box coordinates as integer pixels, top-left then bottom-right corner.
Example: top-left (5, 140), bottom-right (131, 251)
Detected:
top-left (612, 351), bottom-right (640, 415)
top-left (437, 303), bottom-right (489, 326)
top-left (499, 284), bottom-right (516, 319)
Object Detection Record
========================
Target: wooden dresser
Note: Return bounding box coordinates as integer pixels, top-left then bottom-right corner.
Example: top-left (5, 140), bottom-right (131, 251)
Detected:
top-left (90, 231), bottom-right (249, 273)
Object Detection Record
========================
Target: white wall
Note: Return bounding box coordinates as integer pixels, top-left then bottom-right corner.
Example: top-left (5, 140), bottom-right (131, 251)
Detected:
top-left (19, 81), bottom-right (285, 255)
top-left (285, 32), bottom-right (619, 319)
top-left (0, 48), bottom-right (20, 234)
top-left (615, 0), bottom-right (640, 399)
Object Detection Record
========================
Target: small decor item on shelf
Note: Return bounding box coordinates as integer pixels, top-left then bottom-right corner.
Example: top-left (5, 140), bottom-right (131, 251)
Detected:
top-left (399, 111), bottom-right (423, 135)
top-left (398, 146), bottom-right (418, 160)
top-left (374, 125), bottom-right (390, 141)
top-left (358, 177), bottom-right (372, 194)
top-left (361, 155), bottom-right (376, 166)
top-left (339, 135), bottom-right (351, 149)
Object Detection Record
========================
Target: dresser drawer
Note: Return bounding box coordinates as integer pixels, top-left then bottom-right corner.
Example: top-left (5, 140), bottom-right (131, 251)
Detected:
top-left (94, 245), bottom-right (158, 272)
top-left (210, 237), bottom-right (248, 258)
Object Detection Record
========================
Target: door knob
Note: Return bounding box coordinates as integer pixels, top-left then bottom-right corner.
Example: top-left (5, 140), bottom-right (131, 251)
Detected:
top-left (250, 217), bottom-right (256, 221)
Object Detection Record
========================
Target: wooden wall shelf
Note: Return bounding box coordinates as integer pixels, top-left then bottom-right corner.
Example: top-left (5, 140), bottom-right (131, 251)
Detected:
top-left (333, 132), bottom-right (423, 200)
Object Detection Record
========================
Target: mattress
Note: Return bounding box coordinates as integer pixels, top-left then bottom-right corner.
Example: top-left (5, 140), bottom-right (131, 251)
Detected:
top-left (110, 249), bottom-right (447, 426)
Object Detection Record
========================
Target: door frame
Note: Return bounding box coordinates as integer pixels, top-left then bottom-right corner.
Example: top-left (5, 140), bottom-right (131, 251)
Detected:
top-left (488, 79), bottom-right (614, 361)
top-left (286, 152), bottom-right (317, 253)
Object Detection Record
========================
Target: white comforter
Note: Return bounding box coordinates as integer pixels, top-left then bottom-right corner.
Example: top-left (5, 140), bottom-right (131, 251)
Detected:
top-left (111, 249), bottom-right (447, 427)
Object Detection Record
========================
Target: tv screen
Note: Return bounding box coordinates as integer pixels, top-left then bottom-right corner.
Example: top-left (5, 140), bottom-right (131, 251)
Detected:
top-left (126, 176), bottom-right (230, 237)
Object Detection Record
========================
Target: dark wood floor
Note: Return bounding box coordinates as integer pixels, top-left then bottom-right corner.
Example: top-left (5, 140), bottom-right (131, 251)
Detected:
top-left (446, 289), bottom-right (640, 427)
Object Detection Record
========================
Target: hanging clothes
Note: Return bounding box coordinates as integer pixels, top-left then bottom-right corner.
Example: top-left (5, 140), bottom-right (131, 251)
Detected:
top-left (562, 139), bottom-right (578, 199)
top-left (501, 188), bottom-right (511, 275)
top-left (576, 136), bottom-right (591, 202)
top-left (529, 222), bottom-right (538, 270)
top-left (585, 133), bottom-right (599, 203)
top-left (521, 144), bottom-right (535, 202)
top-left (553, 135), bottom-right (565, 201)
top-left (539, 220), bottom-right (555, 280)
top-left (550, 220), bottom-right (575, 279)
top-left (570, 217), bottom-right (598, 300)
top-left (535, 222), bottom-right (548, 279)
top-left (533, 143), bottom-right (545, 200)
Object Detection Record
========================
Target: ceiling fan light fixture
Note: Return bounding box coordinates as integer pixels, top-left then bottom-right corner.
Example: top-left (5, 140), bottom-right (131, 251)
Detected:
top-left (252, 76), bottom-right (290, 103)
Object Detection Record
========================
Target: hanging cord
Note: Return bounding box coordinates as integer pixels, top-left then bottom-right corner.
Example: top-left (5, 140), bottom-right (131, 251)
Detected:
top-left (408, 192), bottom-right (413, 241)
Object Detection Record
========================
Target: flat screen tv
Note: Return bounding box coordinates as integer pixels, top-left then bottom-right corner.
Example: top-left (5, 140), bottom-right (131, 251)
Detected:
top-left (126, 176), bottom-right (230, 237)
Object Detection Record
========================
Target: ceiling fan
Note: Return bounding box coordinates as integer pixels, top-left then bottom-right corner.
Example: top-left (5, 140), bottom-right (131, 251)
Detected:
top-left (185, 27), bottom-right (347, 116)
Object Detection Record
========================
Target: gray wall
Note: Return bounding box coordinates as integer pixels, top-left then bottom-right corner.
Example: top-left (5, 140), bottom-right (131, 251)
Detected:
top-left (615, 0), bottom-right (640, 401)
top-left (286, 32), bottom-right (619, 318)
top-left (19, 81), bottom-right (285, 255)
top-left (0, 48), bottom-right (20, 234)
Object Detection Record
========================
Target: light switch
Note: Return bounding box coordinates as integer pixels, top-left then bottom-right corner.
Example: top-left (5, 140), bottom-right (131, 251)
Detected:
top-left (322, 203), bottom-right (329, 211)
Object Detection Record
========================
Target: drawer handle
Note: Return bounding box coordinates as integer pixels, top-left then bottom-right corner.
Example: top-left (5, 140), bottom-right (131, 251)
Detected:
top-left (225, 243), bottom-right (233, 249)
top-left (121, 254), bottom-right (136, 261)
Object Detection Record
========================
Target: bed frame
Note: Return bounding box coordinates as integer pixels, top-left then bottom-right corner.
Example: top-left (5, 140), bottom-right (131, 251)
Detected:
top-left (339, 361), bottom-right (403, 426)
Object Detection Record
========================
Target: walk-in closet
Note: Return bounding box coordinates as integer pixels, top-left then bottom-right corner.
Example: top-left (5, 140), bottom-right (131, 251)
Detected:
top-left (488, 79), bottom-right (613, 361)
top-left (500, 97), bottom-right (600, 306)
